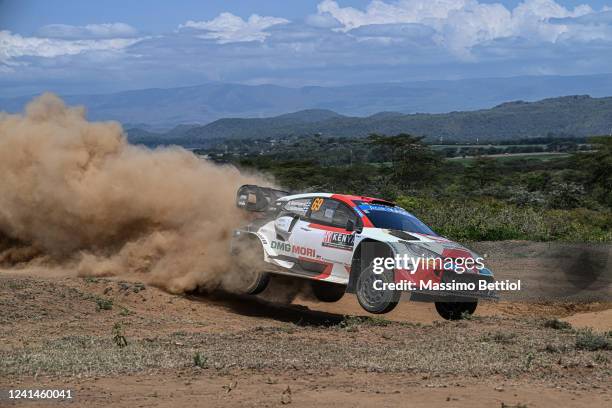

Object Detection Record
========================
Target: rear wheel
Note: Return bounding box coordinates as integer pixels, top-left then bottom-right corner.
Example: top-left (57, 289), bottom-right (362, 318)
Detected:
top-left (434, 300), bottom-right (478, 320)
top-left (356, 263), bottom-right (400, 314)
top-left (229, 238), bottom-right (270, 295)
top-left (240, 270), bottom-right (270, 295)
top-left (311, 281), bottom-right (345, 302)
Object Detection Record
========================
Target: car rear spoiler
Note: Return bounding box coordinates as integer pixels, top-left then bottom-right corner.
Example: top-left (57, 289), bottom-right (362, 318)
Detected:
top-left (236, 184), bottom-right (290, 213)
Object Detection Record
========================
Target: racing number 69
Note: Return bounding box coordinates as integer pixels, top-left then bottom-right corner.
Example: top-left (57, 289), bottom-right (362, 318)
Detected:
top-left (311, 198), bottom-right (324, 212)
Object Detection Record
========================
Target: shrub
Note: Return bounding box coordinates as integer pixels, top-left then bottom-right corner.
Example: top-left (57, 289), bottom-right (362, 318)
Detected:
top-left (395, 195), bottom-right (612, 242)
top-left (543, 318), bottom-right (572, 330)
top-left (95, 297), bottom-right (113, 311)
top-left (193, 352), bottom-right (208, 368)
top-left (485, 331), bottom-right (517, 344)
top-left (112, 323), bottom-right (128, 348)
top-left (575, 329), bottom-right (611, 351)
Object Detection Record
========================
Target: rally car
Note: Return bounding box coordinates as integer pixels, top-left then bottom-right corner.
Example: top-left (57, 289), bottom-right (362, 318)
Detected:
top-left (231, 185), bottom-right (496, 320)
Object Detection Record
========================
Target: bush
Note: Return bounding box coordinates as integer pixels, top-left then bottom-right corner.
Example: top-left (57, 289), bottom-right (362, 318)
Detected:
top-left (395, 195), bottom-right (612, 242)
top-left (483, 331), bottom-right (517, 344)
top-left (543, 318), bottom-right (572, 330)
top-left (112, 323), bottom-right (128, 348)
top-left (575, 329), bottom-right (611, 351)
top-left (193, 352), bottom-right (208, 368)
top-left (95, 297), bottom-right (113, 311)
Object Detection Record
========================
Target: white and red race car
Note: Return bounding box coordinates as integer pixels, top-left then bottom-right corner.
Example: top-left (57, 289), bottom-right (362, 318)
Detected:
top-left (232, 185), bottom-right (496, 320)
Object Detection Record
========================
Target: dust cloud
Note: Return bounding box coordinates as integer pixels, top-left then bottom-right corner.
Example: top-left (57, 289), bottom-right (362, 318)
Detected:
top-left (0, 93), bottom-right (264, 293)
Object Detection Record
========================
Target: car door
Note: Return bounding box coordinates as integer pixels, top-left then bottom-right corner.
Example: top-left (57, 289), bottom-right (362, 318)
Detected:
top-left (285, 197), bottom-right (334, 268)
top-left (290, 197), bottom-right (358, 275)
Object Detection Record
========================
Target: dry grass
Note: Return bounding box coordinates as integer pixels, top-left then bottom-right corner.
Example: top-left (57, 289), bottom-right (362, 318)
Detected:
top-left (2, 316), bottom-right (611, 379)
top-left (1, 273), bottom-right (610, 392)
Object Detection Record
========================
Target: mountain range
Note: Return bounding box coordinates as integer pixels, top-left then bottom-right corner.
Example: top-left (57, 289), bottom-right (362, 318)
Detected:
top-left (126, 95), bottom-right (612, 146)
top-left (4, 74), bottom-right (612, 129)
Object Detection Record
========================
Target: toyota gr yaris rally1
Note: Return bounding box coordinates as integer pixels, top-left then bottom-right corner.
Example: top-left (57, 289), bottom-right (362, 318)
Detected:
top-left (231, 185), bottom-right (496, 320)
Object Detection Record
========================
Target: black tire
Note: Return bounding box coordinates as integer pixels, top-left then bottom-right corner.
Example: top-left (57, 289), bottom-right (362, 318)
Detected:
top-left (230, 238), bottom-right (270, 295)
top-left (356, 263), bottom-right (400, 314)
top-left (242, 272), bottom-right (270, 295)
top-left (435, 300), bottom-right (478, 320)
top-left (311, 281), bottom-right (346, 302)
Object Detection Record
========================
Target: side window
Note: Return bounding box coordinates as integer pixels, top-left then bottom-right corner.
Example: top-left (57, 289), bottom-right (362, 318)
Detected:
top-left (332, 203), bottom-right (358, 228)
top-left (308, 198), bottom-right (358, 229)
top-left (283, 198), bottom-right (312, 217)
top-left (308, 198), bottom-right (339, 225)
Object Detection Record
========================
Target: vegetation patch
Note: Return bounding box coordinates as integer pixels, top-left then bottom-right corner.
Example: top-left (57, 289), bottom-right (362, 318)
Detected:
top-left (215, 134), bottom-right (611, 242)
top-left (193, 352), bottom-right (208, 368)
top-left (338, 315), bottom-right (391, 330)
top-left (543, 318), bottom-right (573, 330)
top-left (95, 297), bottom-right (113, 311)
top-left (575, 329), bottom-right (611, 351)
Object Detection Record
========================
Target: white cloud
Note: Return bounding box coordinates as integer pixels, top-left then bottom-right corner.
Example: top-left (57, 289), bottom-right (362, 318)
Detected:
top-left (305, 13), bottom-right (342, 28)
top-left (0, 30), bottom-right (142, 64)
top-left (316, 0), bottom-right (599, 54)
top-left (38, 23), bottom-right (138, 39)
top-left (179, 12), bottom-right (289, 43)
top-left (3, 3), bottom-right (612, 95)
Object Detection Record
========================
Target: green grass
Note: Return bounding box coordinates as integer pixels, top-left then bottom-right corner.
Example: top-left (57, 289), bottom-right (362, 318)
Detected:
top-left (193, 352), bottom-right (208, 368)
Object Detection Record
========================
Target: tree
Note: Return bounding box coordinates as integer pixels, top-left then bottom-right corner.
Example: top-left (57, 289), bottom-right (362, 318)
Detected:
top-left (464, 156), bottom-right (499, 189)
top-left (575, 136), bottom-right (612, 207)
top-left (368, 133), bottom-right (443, 189)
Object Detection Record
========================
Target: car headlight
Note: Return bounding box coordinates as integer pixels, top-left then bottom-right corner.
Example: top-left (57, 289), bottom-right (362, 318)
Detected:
top-left (403, 243), bottom-right (442, 260)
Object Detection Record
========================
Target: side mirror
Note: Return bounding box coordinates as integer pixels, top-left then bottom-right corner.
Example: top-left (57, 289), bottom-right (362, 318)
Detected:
top-left (346, 219), bottom-right (363, 233)
top-left (346, 219), bottom-right (355, 232)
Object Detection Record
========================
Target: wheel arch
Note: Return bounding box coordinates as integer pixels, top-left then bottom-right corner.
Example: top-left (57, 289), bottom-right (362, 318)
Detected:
top-left (347, 239), bottom-right (394, 293)
top-left (231, 230), bottom-right (267, 257)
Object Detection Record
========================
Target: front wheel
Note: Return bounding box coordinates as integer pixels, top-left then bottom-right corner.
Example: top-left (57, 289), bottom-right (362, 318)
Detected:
top-left (356, 263), bottom-right (400, 314)
top-left (434, 300), bottom-right (478, 320)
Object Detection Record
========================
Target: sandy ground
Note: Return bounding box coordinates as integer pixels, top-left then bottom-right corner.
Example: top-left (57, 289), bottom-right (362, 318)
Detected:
top-left (1, 241), bottom-right (611, 407)
top-left (3, 369), bottom-right (611, 408)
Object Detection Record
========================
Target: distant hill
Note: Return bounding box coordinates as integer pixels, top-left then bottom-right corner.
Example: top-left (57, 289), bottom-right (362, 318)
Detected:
top-left (4, 74), bottom-right (612, 128)
top-left (165, 95), bottom-right (612, 145)
top-left (125, 123), bottom-right (200, 147)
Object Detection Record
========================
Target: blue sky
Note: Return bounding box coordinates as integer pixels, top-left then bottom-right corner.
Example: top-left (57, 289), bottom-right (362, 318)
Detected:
top-left (2, 0), bottom-right (612, 96)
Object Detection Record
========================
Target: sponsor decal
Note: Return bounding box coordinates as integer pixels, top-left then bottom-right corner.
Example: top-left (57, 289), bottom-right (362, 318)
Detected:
top-left (358, 203), bottom-right (412, 216)
top-left (284, 198), bottom-right (311, 216)
top-left (271, 241), bottom-right (292, 252)
top-left (257, 233), bottom-right (268, 245)
top-left (322, 231), bottom-right (355, 251)
top-left (271, 240), bottom-right (316, 258)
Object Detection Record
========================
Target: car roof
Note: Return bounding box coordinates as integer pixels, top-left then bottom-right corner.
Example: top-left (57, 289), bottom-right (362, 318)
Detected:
top-left (279, 192), bottom-right (394, 207)
top-left (279, 193), bottom-right (332, 201)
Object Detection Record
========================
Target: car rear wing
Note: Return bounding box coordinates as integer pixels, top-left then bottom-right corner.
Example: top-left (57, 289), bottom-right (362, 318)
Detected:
top-left (236, 184), bottom-right (290, 213)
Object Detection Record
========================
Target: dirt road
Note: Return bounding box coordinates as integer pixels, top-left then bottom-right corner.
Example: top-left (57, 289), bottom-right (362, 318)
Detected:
top-left (1, 240), bottom-right (611, 407)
